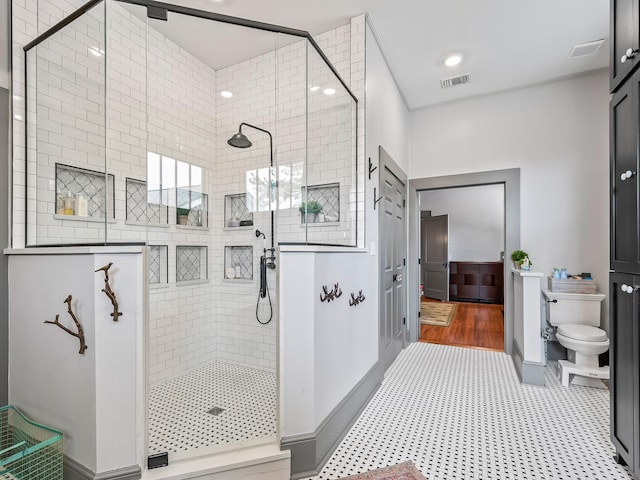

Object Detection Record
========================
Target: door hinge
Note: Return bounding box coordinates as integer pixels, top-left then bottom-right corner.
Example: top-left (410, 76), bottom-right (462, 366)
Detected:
top-left (403, 317), bottom-right (406, 325)
top-left (403, 199), bottom-right (406, 207)
top-left (418, 311), bottom-right (421, 318)
top-left (403, 258), bottom-right (406, 266)
top-left (418, 258), bottom-right (421, 265)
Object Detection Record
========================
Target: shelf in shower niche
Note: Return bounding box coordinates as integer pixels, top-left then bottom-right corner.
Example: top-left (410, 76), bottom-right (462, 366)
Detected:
top-left (54, 214), bottom-right (117, 224)
top-left (299, 221), bottom-right (340, 228)
top-left (224, 245), bottom-right (253, 281)
top-left (176, 224), bottom-right (209, 231)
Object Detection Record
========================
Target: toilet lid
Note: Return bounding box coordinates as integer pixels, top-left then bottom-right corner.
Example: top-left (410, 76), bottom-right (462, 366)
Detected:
top-left (556, 324), bottom-right (607, 342)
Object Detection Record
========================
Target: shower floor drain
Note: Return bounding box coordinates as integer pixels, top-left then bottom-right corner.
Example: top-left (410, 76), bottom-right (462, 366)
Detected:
top-left (207, 407), bottom-right (224, 416)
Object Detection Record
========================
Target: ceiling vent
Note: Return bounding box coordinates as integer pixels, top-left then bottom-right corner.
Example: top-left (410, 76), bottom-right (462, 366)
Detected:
top-left (440, 73), bottom-right (471, 89)
top-left (569, 39), bottom-right (605, 58)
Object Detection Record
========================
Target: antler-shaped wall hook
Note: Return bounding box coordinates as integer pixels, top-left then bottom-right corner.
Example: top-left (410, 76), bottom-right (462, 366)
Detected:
top-left (349, 290), bottom-right (366, 307)
top-left (320, 283), bottom-right (343, 303)
top-left (44, 295), bottom-right (87, 354)
top-left (95, 262), bottom-right (122, 321)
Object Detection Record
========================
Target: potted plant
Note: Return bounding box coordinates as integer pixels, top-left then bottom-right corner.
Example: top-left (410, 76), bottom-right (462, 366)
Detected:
top-left (176, 207), bottom-right (190, 225)
top-left (511, 250), bottom-right (532, 269)
top-left (299, 200), bottom-right (322, 223)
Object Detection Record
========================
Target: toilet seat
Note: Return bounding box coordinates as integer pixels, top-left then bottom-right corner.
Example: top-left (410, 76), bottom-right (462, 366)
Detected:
top-left (556, 324), bottom-right (607, 342)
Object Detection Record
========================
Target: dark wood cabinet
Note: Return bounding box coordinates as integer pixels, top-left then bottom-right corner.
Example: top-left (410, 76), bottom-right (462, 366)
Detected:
top-left (611, 69), bottom-right (640, 274)
top-left (610, 273), bottom-right (639, 473)
top-left (612, 4), bottom-right (640, 476)
top-left (449, 261), bottom-right (503, 304)
top-left (612, 0), bottom-right (640, 91)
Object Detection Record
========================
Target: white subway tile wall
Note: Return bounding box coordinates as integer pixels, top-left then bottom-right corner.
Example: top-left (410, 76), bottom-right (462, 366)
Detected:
top-left (12, 2), bottom-right (365, 386)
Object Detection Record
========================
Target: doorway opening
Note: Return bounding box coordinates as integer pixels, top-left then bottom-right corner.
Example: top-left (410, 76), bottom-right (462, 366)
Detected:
top-left (418, 184), bottom-right (505, 351)
top-left (408, 169), bottom-right (520, 356)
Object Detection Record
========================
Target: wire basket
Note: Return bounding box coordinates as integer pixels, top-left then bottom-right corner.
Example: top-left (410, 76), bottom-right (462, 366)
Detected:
top-left (0, 406), bottom-right (63, 480)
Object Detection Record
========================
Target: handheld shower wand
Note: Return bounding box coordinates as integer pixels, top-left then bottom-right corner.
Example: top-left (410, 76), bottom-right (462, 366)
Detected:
top-left (255, 229), bottom-right (273, 324)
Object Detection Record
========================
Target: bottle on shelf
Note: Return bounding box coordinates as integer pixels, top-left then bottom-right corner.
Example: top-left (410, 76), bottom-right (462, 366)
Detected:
top-left (56, 195), bottom-right (65, 215)
top-left (64, 191), bottom-right (75, 215)
top-left (76, 193), bottom-right (88, 217)
top-left (234, 263), bottom-right (241, 278)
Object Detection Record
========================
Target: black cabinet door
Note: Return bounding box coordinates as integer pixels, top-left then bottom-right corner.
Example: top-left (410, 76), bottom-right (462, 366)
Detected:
top-left (612, 0), bottom-right (640, 91)
top-left (610, 272), bottom-right (639, 472)
top-left (611, 73), bottom-right (640, 274)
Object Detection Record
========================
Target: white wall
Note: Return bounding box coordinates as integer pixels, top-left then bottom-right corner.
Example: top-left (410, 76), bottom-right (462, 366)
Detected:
top-left (365, 20), bottom-right (410, 174)
top-left (410, 71), bottom-right (610, 330)
top-left (420, 184), bottom-right (504, 262)
top-left (0, 0), bottom-right (8, 89)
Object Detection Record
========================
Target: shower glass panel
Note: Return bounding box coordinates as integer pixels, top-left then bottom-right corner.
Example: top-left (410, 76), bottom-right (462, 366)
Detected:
top-left (304, 44), bottom-right (357, 245)
top-left (137, 7), bottom-right (280, 461)
top-left (25, 2), bottom-right (108, 246)
top-left (21, 0), bottom-right (359, 465)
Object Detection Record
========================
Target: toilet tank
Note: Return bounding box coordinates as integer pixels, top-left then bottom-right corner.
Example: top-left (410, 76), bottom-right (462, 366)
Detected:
top-left (542, 289), bottom-right (605, 327)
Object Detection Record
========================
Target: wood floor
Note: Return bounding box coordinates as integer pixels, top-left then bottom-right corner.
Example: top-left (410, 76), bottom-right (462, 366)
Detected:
top-left (419, 298), bottom-right (504, 352)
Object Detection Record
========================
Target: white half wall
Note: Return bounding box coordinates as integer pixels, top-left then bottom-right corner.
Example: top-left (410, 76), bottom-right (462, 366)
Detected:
top-left (419, 184), bottom-right (505, 262)
top-left (7, 249), bottom-right (144, 475)
top-left (410, 71), bottom-right (610, 331)
top-left (279, 249), bottom-right (376, 437)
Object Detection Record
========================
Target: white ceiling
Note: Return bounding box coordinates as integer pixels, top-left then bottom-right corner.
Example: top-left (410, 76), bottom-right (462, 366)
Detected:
top-left (146, 0), bottom-right (610, 111)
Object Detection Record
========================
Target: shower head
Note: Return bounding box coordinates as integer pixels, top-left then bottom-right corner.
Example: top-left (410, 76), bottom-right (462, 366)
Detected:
top-left (227, 128), bottom-right (252, 149)
top-left (255, 229), bottom-right (266, 239)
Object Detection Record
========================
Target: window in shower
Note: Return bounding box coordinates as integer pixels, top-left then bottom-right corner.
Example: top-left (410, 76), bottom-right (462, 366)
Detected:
top-left (245, 166), bottom-right (277, 213)
top-left (148, 152), bottom-right (208, 228)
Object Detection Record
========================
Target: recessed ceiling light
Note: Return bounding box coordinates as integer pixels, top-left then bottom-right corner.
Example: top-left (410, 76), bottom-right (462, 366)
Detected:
top-left (220, 91), bottom-right (233, 98)
top-left (14, 114), bottom-right (23, 121)
top-left (323, 88), bottom-right (336, 96)
top-left (309, 86), bottom-right (320, 92)
top-left (12, 95), bottom-right (22, 102)
top-left (444, 54), bottom-right (463, 67)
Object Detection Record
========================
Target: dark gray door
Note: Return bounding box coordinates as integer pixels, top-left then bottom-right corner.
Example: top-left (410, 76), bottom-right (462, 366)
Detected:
top-left (381, 161), bottom-right (406, 372)
top-left (424, 214), bottom-right (449, 301)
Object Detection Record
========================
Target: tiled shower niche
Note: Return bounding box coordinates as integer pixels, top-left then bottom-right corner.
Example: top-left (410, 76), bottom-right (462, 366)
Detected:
top-left (302, 183), bottom-right (340, 222)
top-left (176, 246), bottom-right (208, 283)
top-left (148, 245), bottom-right (168, 285)
top-left (126, 178), bottom-right (167, 225)
top-left (224, 246), bottom-right (253, 281)
top-left (55, 164), bottom-right (115, 219)
top-left (224, 193), bottom-right (253, 228)
top-left (177, 188), bottom-right (209, 228)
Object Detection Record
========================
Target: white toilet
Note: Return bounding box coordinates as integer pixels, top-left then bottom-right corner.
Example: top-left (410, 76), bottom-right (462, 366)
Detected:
top-left (542, 289), bottom-right (609, 388)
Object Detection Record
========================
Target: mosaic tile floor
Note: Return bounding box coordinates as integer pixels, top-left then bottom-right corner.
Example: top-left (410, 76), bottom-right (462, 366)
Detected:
top-left (148, 362), bottom-right (276, 458)
top-left (305, 343), bottom-right (632, 480)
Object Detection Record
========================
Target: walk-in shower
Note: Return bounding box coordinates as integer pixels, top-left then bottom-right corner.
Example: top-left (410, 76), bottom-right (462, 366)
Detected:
top-left (20, 0), bottom-right (359, 468)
